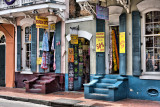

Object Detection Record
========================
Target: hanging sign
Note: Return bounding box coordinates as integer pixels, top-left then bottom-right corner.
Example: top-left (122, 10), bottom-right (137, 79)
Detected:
top-left (5, 0), bottom-right (16, 5)
top-left (50, 23), bottom-right (55, 30)
top-left (96, 5), bottom-right (109, 20)
top-left (36, 16), bottom-right (48, 29)
top-left (96, 32), bottom-right (105, 52)
top-left (120, 32), bottom-right (125, 53)
top-left (37, 57), bottom-right (42, 65)
top-left (71, 34), bottom-right (78, 44)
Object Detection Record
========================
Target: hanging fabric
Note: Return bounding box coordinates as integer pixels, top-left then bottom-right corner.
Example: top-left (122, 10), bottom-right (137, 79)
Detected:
top-left (109, 29), bottom-right (113, 72)
top-left (53, 50), bottom-right (56, 70)
top-left (51, 32), bottom-right (55, 51)
top-left (112, 30), bottom-right (118, 72)
top-left (114, 30), bottom-right (119, 70)
top-left (42, 31), bottom-right (49, 51)
top-left (41, 52), bottom-right (48, 69)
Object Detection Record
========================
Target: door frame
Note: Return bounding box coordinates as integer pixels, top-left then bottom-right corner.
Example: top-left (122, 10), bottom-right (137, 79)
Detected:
top-left (0, 43), bottom-right (6, 86)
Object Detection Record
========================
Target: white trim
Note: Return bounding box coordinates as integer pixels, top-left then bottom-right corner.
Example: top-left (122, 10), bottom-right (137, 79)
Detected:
top-left (20, 18), bottom-right (34, 27)
top-left (65, 15), bottom-right (94, 24)
top-left (0, 3), bottom-right (66, 16)
top-left (137, 0), bottom-right (160, 13)
top-left (20, 71), bottom-right (33, 74)
top-left (141, 8), bottom-right (160, 79)
top-left (66, 30), bottom-right (92, 41)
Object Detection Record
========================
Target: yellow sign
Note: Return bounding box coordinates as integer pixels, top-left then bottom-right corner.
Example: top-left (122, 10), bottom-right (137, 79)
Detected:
top-left (120, 32), bottom-right (125, 53)
top-left (36, 16), bottom-right (48, 29)
top-left (37, 57), bottom-right (42, 65)
top-left (50, 23), bottom-right (55, 30)
top-left (96, 32), bottom-right (105, 52)
top-left (71, 34), bottom-right (78, 44)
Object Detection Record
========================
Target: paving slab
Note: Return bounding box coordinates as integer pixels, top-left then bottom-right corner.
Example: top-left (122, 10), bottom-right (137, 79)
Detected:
top-left (0, 87), bottom-right (160, 107)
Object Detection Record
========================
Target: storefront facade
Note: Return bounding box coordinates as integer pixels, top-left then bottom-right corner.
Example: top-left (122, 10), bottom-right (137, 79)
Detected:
top-left (0, 0), bottom-right (67, 93)
top-left (65, 0), bottom-right (160, 101)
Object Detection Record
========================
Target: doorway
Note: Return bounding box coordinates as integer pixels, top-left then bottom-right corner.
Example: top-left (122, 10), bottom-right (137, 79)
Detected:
top-left (109, 26), bottom-right (119, 74)
top-left (68, 37), bottom-right (90, 91)
top-left (0, 34), bottom-right (6, 86)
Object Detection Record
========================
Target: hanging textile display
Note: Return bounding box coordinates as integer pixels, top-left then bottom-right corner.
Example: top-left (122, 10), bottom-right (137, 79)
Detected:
top-left (109, 30), bottom-right (113, 72)
top-left (51, 32), bottom-right (55, 51)
top-left (41, 52), bottom-right (48, 69)
top-left (53, 50), bottom-right (56, 70)
top-left (74, 45), bottom-right (79, 80)
top-left (68, 27), bottom-right (79, 90)
top-left (79, 63), bottom-right (83, 76)
top-left (42, 31), bottom-right (49, 51)
top-left (111, 30), bottom-right (119, 72)
top-left (68, 63), bottom-right (74, 90)
top-left (114, 30), bottom-right (119, 69)
top-left (68, 48), bottom-right (74, 62)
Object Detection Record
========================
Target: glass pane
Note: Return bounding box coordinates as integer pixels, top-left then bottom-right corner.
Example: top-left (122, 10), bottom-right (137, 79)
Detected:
top-left (146, 37), bottom-right (153, 47)
top-left (154, 11), bottom-right (160, 22)
top-left (154, 23), bottom-right (160, 34)
top-left (154, 48), bottom-right (160, 59)
top-left (154, 60), bottom-right (160, 72)
top-left (26, 44), bottom-right (29, 51)
top-left (25, 27), bottom-right (29, 34)
top-left (154, 36), bottom-right (160, 47)
top-left (146, 24), bottom-right (153, 34)
top-left (146, 11), bottom-right (153, 23)
top-left (146, 48), bottom-right (154, 72)
top-left (26, 52), bottom-right (29, 60)
top-left (26, 61), bottom-right (29, 68)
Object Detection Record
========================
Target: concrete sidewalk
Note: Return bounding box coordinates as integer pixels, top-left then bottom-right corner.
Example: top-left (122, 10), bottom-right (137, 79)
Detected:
top-left (0, 87), bottom-right (160, 107)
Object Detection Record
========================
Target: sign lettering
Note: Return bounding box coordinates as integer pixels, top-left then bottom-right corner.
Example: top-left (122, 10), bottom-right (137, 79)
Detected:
top-left (96, 32), bottom-right (105, 52)
top-left (120, 32), bottom-right (125, 53)
top-left (36, 16), bottom-right (48, 29)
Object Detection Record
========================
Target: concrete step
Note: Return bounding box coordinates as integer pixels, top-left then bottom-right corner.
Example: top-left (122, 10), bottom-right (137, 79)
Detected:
top-left (89, 93), bottom-right (109, 101)
top-left (28, 88), bottom-right (42, 93)
top-left (36, 80), bottom-right (48, 84)
top-left (94, 88), bottom-right (109, 94)
top-left (40, 76), bottom-right (53, 80)
top-left (101, 78), bottom-right (117, 84)
top-left (96, 83), bottom-right (113, 88)
top-left (33, 84), bottom-right (42, 89)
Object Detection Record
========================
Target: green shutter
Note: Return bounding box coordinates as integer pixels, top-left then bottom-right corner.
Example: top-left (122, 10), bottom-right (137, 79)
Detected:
top-left (17, 26), bottom-right (21, 71)
top-left (39, 28), bottom-right (44, 73)
top-left (119, 13), bottom-right (126, 75)
top-left (132, 11), bottom-right (141, 76)
top-left (96, 19), bottom-right (105, 75)
top-left (31, 24), bottom-right (37, 72)
top-left (55, 22), bottom-right (61, 73)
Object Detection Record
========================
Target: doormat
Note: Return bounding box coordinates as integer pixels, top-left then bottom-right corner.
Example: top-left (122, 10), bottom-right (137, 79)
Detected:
top-left (51, 98), bottom-right (83, 105)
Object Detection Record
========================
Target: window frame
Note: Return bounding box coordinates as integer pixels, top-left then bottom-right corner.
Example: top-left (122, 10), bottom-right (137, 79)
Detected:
top-left (22, 24), bottom-right (32, 71)
top-left (142, 9), bottom-right (160, 75)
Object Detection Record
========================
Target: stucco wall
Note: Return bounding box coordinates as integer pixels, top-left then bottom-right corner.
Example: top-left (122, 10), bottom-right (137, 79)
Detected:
top-left (0, 24), bottom-right (15, 87)
top-left (65, 20), bottom-right (96, 75)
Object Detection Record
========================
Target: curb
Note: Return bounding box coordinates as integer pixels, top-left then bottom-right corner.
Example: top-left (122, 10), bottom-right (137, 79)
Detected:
top-left (0, 95), bottom-right (91, 107)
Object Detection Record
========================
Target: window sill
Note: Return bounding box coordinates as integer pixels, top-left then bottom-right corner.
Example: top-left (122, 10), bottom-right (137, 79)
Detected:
top-left (20, 70), bottom-right (33, 74)
top-left (140, 74), bottom-right (160, 80)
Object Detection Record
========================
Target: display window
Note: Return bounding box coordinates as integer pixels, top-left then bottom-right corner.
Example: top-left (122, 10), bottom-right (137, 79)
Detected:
top-left (145, 11), bottom-right (160, 72)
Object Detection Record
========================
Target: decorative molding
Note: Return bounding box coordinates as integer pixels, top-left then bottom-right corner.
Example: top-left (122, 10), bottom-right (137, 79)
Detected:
top-left (20, 18), bottom-right (34, 26)
top-left (65, 15), bottom-right (94, 23)
top-left (108, 6), bottom-right (123, 26)
top-left (137, 0), bottom-right (160, 13)
top-left (66, 30), bottom-right (92, 41)
top-left (116, 0), bottom-right (130, 13)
